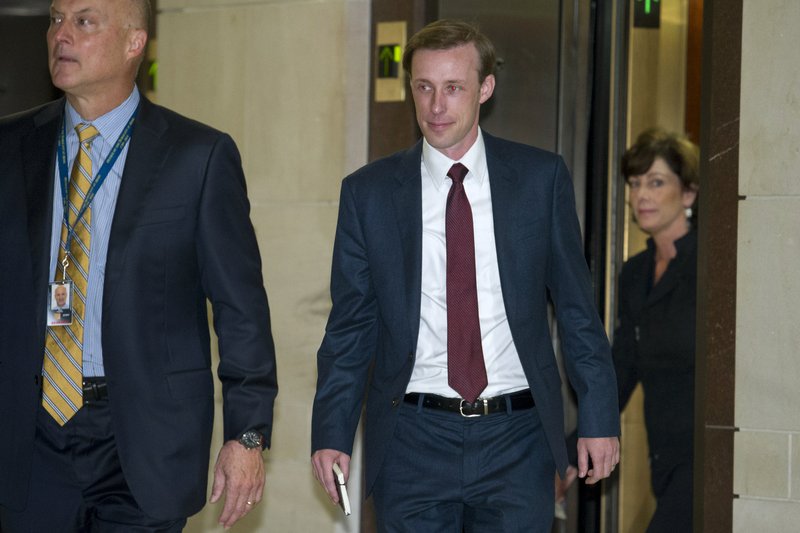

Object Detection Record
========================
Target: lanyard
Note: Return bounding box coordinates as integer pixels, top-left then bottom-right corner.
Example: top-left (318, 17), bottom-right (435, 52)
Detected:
top-left (56, 106), bottom-right (138, 273)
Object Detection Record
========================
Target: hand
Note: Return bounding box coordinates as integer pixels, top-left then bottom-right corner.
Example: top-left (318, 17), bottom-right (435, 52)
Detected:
top-left (210, 440), bottom-right (265, 529)
top-left (311, 449), bottom-right (350, 505)
top-left (577, 436), bottom-right (620, 485)
top-left (555, 465), bottom-right (579, 503)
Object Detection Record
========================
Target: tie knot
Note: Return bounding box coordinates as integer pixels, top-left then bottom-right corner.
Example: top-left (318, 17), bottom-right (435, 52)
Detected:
top-left (76, 123), bottom-right (100, 145)
top-left (447, 163), bottom-right (469, 185)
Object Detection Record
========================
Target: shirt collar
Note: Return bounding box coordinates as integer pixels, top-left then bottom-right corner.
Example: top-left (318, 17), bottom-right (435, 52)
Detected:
top-left (65, 85), bottom-right (141, 144)
top-left (422, 128), bottom-right (488, 190)
top-left (645, 225), bottom-right (697, 255)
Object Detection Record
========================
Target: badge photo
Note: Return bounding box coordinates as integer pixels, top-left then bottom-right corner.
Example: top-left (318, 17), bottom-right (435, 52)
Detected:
top-left (48, 281), bottom-right (73, 326)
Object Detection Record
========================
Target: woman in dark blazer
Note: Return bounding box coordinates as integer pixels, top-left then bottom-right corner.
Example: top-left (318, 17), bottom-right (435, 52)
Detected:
top-left (613, 128), bottom-right (699, 533)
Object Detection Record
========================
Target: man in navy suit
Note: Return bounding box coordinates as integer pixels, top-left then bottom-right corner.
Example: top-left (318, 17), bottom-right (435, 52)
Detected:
top-left (0, 0), bottom-right (276, 530)
top-left (311, 19), bottom-right (619, 531)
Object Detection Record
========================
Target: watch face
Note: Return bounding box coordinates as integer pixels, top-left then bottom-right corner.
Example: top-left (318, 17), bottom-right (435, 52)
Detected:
top-left (240, 431), bottom-right (263, 449)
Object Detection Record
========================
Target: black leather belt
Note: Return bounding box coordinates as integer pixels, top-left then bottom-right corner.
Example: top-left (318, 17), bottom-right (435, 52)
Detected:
top-left (404, 389), bottom-right (535, 417)
top-left (82, 377), bottom-right (108, 405)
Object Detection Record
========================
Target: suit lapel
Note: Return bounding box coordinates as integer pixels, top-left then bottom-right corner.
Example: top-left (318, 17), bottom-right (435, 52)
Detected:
top-left (647, 263), bottom-right (681, 305)
top-left (104, 98), bottom-right (169, 310)
top-left (647, 244), bottom-right (693, 306)
top-left (392, 142), bottom-right (424, 346)
top-left (23, 100), bottom-right (64, 333)
top-left (484, 135), bottom-right (521, 318)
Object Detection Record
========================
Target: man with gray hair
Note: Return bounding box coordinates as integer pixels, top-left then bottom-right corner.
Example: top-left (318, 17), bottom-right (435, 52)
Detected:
top-left (0, 0), bottom-right (277, 530)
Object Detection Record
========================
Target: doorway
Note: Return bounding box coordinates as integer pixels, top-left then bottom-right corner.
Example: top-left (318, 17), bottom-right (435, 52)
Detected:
top-left (0, 1), bottom-right (59, 117)
top-left (610, 0), bottom-right (703, 531)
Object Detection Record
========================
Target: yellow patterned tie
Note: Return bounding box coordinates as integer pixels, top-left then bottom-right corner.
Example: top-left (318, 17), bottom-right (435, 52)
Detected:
top-left (42, 123), bottom-right (99, 425)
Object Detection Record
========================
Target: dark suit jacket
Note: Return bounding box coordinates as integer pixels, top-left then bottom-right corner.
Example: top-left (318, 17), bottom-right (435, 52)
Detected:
top-left (613, 229), bottom-right (696, 461)
top-left (0, 97), bottom-right (278, 519)
top-left (311, 133), bottom-right (619, 495)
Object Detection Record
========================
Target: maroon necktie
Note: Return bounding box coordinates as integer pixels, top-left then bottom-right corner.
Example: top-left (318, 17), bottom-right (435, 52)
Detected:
top-left (446, 163), bottom-right (487, 403)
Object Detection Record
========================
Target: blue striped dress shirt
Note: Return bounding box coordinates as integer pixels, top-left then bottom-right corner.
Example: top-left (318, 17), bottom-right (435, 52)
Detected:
top-left (47, 86), bottom-right (141, 377)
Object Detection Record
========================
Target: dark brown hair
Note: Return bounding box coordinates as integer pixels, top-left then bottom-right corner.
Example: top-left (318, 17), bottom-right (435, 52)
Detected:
top-left (402, 19), bottom-right (496, 82)
top-left (621, 128), bottom-right (699, 191)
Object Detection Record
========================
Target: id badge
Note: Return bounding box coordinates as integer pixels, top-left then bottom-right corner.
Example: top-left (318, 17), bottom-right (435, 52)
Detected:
top-left (48, 281), bottom-right (73, 326)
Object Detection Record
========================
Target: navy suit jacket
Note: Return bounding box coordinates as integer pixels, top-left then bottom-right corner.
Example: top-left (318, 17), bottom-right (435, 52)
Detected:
top-left (0, 97), bottom-right (278, 519)
top-left (311, 133), bottom-right (620, 495)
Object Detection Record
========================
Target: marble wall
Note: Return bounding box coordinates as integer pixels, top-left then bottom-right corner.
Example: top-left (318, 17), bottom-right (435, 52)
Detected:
top-left (155, 0), bottom-right (370, 530)
top-left (734, 0), bottom-right (800, 530)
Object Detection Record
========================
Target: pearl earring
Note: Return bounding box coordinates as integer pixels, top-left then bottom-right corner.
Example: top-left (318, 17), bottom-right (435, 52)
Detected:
top-left (685, 207), bottom-right (693, 219)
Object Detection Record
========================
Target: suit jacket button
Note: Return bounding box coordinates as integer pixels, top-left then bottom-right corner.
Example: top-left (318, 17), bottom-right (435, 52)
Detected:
top-left (391, 398), bottom-right (399, 407)
top-left (408, 352), bottom-right (414, 360)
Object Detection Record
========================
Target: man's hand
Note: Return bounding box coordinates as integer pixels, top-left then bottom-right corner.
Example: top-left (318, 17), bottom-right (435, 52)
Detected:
top-left (210, 440), bottom-right (265, 529)
top-left (311, 449), bottom-right (351, 505)
top-left (577, 436), bottom-right (620, 485)
top-left (555, 465), bottom-right (579, 503)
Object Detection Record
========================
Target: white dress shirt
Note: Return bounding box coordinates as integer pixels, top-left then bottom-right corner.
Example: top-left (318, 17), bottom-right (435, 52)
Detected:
top-left (408, 129), bottom-right (529, 398)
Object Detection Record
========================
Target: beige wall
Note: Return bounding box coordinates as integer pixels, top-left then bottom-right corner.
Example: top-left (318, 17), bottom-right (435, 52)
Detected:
top-left (155, 0), bottom-right (370, 531)
top-left (733, 0), bottom-right (800, 530)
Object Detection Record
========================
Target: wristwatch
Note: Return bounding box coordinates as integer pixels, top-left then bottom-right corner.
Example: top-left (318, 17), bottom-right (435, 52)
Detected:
top-left (238, 430), bottom-right (265, 450)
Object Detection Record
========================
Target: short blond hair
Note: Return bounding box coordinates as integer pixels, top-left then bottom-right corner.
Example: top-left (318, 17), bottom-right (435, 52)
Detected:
top-left (129, 0), bottom-right (151, 32)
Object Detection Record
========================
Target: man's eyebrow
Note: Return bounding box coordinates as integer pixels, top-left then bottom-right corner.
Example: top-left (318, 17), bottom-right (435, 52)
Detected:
top-left (50, 7), bottom-right (99, 16)
top-left (410, 78), bottom-right (467, 85)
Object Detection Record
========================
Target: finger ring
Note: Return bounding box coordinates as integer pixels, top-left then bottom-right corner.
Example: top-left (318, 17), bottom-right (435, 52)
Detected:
top-left (246, 501), bottom-right (254, 505)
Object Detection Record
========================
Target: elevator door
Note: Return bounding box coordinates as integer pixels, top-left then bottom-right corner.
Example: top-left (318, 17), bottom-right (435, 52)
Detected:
top-left (438, 0), bottom-right (560, 152)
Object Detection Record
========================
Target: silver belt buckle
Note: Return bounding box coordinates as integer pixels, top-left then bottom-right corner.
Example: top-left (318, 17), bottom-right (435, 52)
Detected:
top-left (459, 398), bottom-right (488, 417)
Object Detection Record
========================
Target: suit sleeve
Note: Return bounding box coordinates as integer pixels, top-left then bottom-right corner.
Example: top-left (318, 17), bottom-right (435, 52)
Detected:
top-left (311, 178), bottom-right (377, 455)
top-left (195, 133), bottom-right (278, 446)
top-left (546, 157), bottom-right (620, 438)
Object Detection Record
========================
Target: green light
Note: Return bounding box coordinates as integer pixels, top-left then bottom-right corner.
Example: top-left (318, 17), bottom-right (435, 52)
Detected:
top-left (377, 44), bottom-right (402, 78)
top-left (637, 0), bottom-right (660, 15)
top-left (148, 61), bottom-right (158, 91)
top-left (379, 46), bottom-right (394, 77)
